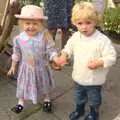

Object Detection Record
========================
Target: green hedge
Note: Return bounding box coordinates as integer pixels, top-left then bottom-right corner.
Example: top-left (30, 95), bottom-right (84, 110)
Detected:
top-left (20, 0), bottom-right (42, 6)
top-left (101, 7), bottom-right (120, 34)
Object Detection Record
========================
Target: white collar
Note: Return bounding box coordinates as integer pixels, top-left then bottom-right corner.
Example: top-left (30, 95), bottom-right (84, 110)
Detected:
top-left (19, 32), bottom-right (42, 41)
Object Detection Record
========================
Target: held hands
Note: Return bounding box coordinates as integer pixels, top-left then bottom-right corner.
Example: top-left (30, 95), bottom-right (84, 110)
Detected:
top-left (50, 54), bottom-right (68, 70)
top-left (55, 55), bottom-right (68, 66)
top-left (88, 59), bottom-right (104, 70)
top-left (49, 59), bottom-right (61, 71)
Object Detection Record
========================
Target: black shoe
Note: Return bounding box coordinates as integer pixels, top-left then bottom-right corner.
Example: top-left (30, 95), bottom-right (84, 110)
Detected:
top-left (43, 101), bottom-right (53, 113)
top-left (69, 110), bottom-right (84, 120)
top-left (84, 112), bottom-right (99, 120)
top-left (69, 104), bottom-right (85, 120)
top-left (84, 106), bottom-right (99, 120)
top-left (11, 104), bottom-right (23, 113)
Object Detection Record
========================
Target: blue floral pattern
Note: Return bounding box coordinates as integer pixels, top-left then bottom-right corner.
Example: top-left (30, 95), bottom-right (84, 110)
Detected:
top-left (13, 32), bottom-right (57, 104)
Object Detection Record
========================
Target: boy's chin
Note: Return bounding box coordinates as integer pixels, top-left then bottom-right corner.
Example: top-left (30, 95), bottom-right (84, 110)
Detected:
top-left (81, 30), bottom-right (96, 36)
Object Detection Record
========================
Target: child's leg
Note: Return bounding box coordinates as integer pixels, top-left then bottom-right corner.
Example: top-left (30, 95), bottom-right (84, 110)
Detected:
top-left (11, 98), bottom-right (25, 113)
top-left (69, 83), bottom-right (86, 120)
top-left (85, 86), bottom-right (102, 120)
top-left (18, 98), bottom-right (25, 106)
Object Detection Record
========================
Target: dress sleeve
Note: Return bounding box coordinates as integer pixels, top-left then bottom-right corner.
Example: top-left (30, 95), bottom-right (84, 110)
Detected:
top-left (46, 39), bottom-right (58, 61)
top-left (12, 37), bottom-right (21, 62)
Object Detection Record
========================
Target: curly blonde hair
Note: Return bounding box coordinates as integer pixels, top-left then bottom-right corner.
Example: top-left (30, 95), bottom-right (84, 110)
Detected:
top-left (71, 1), bottom-right (100, 25)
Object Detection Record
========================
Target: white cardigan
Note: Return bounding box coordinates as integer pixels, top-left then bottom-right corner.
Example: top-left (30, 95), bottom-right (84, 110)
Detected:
top-left (62, 30), bottom-right (116, 86)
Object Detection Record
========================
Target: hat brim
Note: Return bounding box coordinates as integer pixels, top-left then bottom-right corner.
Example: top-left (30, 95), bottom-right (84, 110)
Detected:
top-left (14, 14), bottom-right (48, 20)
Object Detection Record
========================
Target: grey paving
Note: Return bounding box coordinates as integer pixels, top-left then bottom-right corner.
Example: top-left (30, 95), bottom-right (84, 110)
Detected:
top-left (0, 28), bottom-right (120, 120)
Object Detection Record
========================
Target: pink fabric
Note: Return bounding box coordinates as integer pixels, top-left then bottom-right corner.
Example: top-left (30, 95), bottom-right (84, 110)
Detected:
top-left (15, 5), bottom-right (48, 20)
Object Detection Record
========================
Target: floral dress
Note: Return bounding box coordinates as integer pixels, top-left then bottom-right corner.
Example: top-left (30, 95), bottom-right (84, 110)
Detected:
top-left (12, 32), bottom-right (57, 104)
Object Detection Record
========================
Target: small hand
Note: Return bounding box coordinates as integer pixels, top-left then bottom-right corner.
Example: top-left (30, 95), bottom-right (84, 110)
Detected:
top-left (7, 67), bottom-right (16, 76)
top-left (49, 60), bottom-right (61, 71)
top-left (50, 56), bottom-right (62, 70)
top-left (54, 55), bottom-right (68, 67)
top-left (88, 59), bottom-right (104, 70)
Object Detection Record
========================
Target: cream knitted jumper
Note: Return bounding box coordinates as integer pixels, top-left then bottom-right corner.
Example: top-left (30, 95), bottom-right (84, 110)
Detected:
top-left (62, 30), bottom-right (116, 85)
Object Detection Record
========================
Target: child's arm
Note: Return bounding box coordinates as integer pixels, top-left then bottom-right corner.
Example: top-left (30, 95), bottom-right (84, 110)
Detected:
top-left (44, 35), bottom-right (61, 70)
top-left (49, 51), bottom-right (69, 70)
top-left (7, 36), bottom-right (21, 75)
top-left (46, 30), bottom-right (73, 68)
top-left (88, 37), bottom-right (116, 70)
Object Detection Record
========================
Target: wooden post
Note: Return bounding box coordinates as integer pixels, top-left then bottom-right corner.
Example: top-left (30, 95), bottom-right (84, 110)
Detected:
top-left (1, 0), bottom-right (10, 29)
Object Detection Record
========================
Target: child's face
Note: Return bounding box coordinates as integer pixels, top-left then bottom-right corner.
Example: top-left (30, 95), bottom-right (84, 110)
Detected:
top-left (22, 19), bottom-right (41, 36)
top-left (75, 20), bottom-right (96, 36)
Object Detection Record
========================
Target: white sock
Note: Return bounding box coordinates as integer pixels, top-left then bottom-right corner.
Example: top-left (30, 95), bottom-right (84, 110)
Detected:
top-left (18, 99), bottom-right (24, 106)
top-left (44, 98), bottom-right (50, 102)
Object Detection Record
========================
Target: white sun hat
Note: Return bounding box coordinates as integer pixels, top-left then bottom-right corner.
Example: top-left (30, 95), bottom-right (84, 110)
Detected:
top-left (15, 5), bottom-right (48, 20)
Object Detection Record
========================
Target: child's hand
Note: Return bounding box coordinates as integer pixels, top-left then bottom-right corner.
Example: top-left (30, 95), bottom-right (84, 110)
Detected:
top-left (54, 55), bottom-right (68, 66)
top-left (88, 59), bottom-right (104, 70)
top-left (49, 60), bottom-right (61, 71)
top-left (7, 67), bottom-right (16, 76)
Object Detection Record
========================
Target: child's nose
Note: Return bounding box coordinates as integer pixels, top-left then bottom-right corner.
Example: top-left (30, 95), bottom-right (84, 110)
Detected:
top-left (82, 24), bottom-right (87, 29)
top-left (29, 24), bottom-right (34, 28)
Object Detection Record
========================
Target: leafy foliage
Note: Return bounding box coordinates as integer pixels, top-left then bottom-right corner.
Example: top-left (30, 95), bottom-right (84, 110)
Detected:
top-left (75, 0), bottom-right (88, 3)
top-left (101, 7), bottom-right (120, 34)
top-left (20, 0), bottom-right (42, 6)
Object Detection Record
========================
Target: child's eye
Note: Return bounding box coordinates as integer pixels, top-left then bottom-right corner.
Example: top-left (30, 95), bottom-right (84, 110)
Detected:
top-left (25, 22), bottom-right (30, 25)
top-left (86, 21), bottom-right (92, 24)
top-left (33, 23), bottom-right (38, 25)
top-left (77, 22), bottom-right (82, 25)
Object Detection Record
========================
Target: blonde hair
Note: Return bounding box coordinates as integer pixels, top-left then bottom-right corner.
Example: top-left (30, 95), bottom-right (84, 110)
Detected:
top-left (18, 19), bottom-right (53, 41)
top-left (71, 2), bottom-right (100, 25)
top-left (43, 29), bottom-right (53, 41)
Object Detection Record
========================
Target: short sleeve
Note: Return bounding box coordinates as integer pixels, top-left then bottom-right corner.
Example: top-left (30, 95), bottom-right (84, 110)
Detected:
top-left (46, 39), bottom-right (58, 61)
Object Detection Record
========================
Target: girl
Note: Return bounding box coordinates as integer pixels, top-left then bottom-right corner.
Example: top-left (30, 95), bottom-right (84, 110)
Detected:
top-left (8, 5), bottom-right (59, 113)
top-left (54, 2), bottom-right (116, 120)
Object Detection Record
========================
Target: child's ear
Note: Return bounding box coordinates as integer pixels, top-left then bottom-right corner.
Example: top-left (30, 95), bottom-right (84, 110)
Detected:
top-left (93, 21), bottom-right (98, 27)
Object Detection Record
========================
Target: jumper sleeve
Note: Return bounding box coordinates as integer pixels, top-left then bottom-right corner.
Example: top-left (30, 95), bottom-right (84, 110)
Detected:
top-left (61, 35), bottom-right (74, 58)
top-left (12, 37), bottom-right (21, 62)
top-left (99, 38), bottom-right (116, 68)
